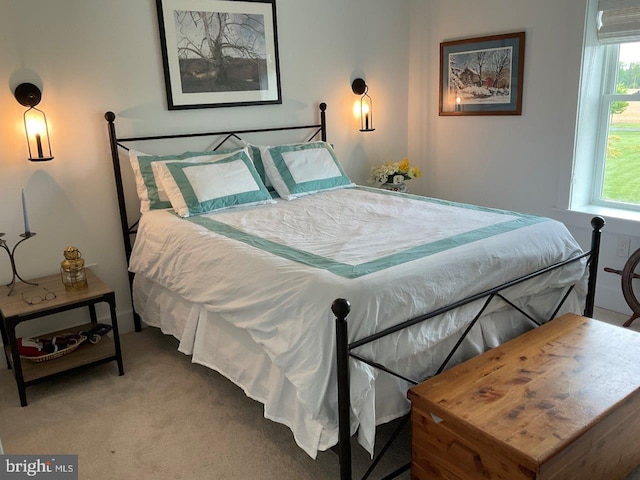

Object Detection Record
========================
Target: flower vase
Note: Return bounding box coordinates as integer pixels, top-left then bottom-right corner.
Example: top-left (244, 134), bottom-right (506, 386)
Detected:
top-left (380, 177), bottom-right (408, 193)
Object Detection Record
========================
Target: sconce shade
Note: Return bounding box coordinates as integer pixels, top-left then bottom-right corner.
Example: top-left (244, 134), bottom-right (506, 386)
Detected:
top-left (351, 78), bottom-right (375, 132)
top-left (14, 83), bottom-right (54, 162)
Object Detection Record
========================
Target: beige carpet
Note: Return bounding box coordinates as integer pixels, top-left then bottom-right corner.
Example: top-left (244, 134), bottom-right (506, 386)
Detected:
top-left (0, 308), bottom-right (638, 479)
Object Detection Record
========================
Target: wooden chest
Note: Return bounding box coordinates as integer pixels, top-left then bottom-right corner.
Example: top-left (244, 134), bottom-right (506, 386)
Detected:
top-left (407, 313), bottom-right (640, 480)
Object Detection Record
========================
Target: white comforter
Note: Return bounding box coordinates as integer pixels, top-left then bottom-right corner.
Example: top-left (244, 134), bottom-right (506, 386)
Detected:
top-left (129, 187), bottom-right (587, 456)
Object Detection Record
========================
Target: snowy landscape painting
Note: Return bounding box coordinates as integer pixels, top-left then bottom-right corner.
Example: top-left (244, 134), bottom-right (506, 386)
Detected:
top-left (449, 47), bottom-right (513, 104)
top-left (440, 32), bottom-right (525, 116)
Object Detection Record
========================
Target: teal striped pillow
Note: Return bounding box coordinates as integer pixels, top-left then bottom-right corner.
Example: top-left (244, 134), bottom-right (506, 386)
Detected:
top-left (129, 148), bottom-right (241, 212)
top-left (152, 149), bottom-right (274, 217)
top-left (245, 144), bottom-right (269, 188)
top-left (259, 142), bottom-right (353, 200)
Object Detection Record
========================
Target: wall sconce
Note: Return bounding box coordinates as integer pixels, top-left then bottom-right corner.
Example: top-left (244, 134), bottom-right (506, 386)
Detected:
top-left (14, 83), bottom-right (54, 162)
top-left (351, 78), bottom-right (375, 132)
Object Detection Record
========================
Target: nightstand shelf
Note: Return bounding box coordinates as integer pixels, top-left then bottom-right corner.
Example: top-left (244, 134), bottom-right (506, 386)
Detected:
top-left (0, 269), bottom-right (124, 406)
top-left (4, 322), bottom-right (117, 383)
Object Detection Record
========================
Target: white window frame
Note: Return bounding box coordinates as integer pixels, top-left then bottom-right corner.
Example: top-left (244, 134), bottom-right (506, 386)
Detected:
top-left (595, 45), bottom-right (640, 211)
top-left (571, 0), bottom-right (640, 215)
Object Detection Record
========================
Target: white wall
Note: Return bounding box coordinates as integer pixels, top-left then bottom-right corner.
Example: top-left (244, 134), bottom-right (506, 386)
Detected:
top-left (408, 0), bottom-right (585, 212)
top-left (0, 0), bottom-right (410, 334)
top-left (408, 0), bottom-right (640, 317)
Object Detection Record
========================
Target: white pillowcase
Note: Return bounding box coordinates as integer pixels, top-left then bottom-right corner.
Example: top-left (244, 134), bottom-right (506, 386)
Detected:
top-left (152, 148), bottom-right (274, 217)
top-left (258, 141), bottom-right (353, 200)
top-left (129, 148), bottom-right (240, 212)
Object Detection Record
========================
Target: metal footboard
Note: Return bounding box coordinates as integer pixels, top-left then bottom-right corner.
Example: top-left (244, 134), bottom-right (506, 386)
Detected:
top-left (333, 216), bottom-right (605, 480)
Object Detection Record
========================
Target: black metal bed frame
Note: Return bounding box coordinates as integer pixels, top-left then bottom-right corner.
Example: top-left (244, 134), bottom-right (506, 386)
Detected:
top-left (105, 103), bottom-right (327, 332)
top-left (105, 103), bottom-right (605, 479)
top-left (331, 216), bottom-right (604, 480)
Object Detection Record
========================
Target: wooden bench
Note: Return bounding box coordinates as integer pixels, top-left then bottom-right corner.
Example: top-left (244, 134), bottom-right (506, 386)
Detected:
top-left (408, 313), bottom-right (640, 480)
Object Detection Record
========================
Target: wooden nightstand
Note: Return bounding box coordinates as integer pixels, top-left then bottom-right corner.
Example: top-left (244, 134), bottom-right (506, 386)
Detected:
top-left (0, 268), bottom-right (124, 406)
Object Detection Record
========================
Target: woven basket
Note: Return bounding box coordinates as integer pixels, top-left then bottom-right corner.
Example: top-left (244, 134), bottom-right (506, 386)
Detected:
top-left (20, 335), bottom-right (87, 363)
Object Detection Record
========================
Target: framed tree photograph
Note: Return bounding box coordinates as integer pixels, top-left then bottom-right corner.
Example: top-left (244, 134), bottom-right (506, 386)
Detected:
top-left (156, 0), bottom-right (282, 109)
top-left (439, 32), bottom-right (525, 116)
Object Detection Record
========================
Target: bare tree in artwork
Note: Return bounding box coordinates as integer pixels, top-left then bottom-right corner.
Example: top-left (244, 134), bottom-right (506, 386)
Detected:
top-left (174, 10), bottom-right (268, 93)
top-left (472, 51), bottom-right (489, 86)
top-left (490, 49), bottom-right (511, 89)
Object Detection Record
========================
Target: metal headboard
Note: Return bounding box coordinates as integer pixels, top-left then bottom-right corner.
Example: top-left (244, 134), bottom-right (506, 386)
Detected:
top-left (105, 103), bottom-right (327, 331)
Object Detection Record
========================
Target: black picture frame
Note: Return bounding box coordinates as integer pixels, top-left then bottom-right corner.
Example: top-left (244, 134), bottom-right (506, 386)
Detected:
top-left (439, 32), bottom-right (525, 116)
top-left (156, 0), bottom-right (282, 110)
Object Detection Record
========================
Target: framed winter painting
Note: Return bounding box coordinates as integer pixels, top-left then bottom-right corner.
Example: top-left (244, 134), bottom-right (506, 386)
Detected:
top-left (156, 0), bottom-right (282, 109)
top-left (439, 32), bottom-right (525, 116)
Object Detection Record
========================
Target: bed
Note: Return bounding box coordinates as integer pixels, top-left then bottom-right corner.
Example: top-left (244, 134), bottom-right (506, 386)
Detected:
top-left (105, 104), bottom-right (604, 480)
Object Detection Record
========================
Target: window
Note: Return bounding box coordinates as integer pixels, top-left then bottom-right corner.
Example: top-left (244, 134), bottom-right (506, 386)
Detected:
top-left (572, 0), bottom-right (640, 213)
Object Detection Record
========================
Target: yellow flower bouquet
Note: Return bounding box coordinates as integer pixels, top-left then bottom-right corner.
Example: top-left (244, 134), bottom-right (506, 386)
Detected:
top-left (371, 158), bottom-right (422, 185)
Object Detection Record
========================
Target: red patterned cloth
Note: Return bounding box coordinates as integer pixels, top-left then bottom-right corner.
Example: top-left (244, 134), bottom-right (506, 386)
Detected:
top-left (17, 333), bottom-right (83, 358)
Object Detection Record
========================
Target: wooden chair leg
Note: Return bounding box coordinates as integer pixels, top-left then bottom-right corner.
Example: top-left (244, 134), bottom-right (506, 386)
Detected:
top-left (623, 313), bottom-right (639, 328)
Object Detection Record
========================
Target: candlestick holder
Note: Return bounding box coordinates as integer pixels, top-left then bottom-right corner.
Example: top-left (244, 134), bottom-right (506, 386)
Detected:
top-left (0, 232), bottom-right (38, 296)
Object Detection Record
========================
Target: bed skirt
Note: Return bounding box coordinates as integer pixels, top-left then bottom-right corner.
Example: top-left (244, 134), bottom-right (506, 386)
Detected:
top-left (132, 273), bottom-right (583, 458)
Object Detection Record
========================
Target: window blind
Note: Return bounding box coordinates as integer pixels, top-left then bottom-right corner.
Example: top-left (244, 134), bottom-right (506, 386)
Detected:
top-left (598, 0), bottom-right (640, 43)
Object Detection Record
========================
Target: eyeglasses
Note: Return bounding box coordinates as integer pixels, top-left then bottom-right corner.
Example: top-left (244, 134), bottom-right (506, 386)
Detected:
top-left (22, 287), bottom-right (57, 306)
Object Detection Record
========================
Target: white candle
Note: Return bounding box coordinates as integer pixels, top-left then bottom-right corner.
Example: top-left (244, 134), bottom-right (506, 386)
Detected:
top-left (35, 133), bottom-right (44, 158)
top-left (21, 189), bottom-right (31, 234)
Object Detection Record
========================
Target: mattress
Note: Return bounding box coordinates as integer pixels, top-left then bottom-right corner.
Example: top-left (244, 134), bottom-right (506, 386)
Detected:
top-left (129, 186), bottom-right (587, 457)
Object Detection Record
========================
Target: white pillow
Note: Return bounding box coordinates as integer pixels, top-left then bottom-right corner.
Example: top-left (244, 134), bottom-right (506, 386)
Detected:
top-left (259, 141), bottom-right (353, 200)
top-left (129, 148), bottom-right (240, 212)
top-left (153, 149), bottom-right (274, 217)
